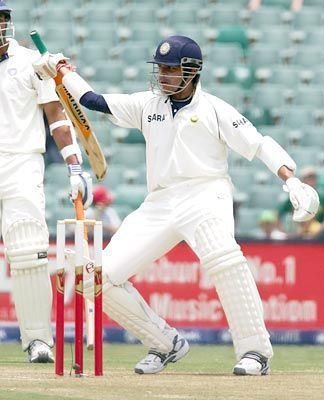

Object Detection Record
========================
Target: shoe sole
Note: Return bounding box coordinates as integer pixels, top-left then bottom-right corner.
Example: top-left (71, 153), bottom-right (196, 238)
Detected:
top-left (233, 366), bottom-right (270, 376)
top-left (30, 353), bottom-right (54, 363)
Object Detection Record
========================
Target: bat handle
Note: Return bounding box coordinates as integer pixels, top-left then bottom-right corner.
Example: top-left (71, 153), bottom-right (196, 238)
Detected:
top-left (30, 30), bottom-right (48, 54)
top-left (74, 192), bottom-right (88, 241)
top-left (74, 192), bottom-right (85, 220)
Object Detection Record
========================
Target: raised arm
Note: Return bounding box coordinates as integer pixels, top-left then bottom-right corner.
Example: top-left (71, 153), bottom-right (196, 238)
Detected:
top-left (43, 100), bottom-right (93, 209)
top-left (35, 60), bottom-right (111, 114)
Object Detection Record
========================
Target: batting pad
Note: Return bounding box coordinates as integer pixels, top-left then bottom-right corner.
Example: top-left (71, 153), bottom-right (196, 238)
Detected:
top-left (195, 219), bottom-right (273, 360)
top-left (4, 219), bottom-right (53, 350)
top-left (69, 248), bottom-right (179, 352)
top-left (11, 264), bottom-right (53, 350)
top-left (102, 281), bottom-right (178, 353)
top-left (5, 219), bottom-right (49, 269)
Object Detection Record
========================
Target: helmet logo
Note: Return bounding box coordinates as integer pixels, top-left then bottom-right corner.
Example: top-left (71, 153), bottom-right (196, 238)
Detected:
top-left (159, 42), bottom-right (170, 55)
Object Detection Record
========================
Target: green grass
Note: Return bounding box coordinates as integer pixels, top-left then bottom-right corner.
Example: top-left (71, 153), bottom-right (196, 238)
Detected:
top-left (0, 343), bottom-right (323, 400)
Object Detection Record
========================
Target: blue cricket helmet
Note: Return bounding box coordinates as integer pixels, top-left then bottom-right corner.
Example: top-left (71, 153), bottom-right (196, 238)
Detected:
top-left (0, 0), bottom-right (14, 47)
top-left (148, 35), bottom-right (203, 69)
top-left (0, 0), bottom-right (11, 13)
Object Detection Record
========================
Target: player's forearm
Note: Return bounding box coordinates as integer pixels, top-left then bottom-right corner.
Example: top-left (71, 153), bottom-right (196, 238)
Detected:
top-left (62, 72), bottom-right (93, 102)
top-left (52, 126), bottom-right (79, 164)
top-left (278, 166), bottom-right (295, 182)
top-left (58, 65), bottom-right (71, 77)
top-left (52, 125), bottom-right (72, 149)
top-left (52, 126), bottom-right (78, 159)
top-left (44, 101), bottom-right (81, 164)
top-left (256, 136), bottom-right (296, 177)
top-left (61, 71), bottom-right (111, 114)
top-left (80, 92), bottom-right (110, 114)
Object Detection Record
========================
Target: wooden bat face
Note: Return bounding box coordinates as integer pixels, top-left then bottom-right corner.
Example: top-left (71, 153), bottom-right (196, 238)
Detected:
top-left (55, 77), bottom-right (107, 181)
top-left (63, 87), bottom-right (91, 134)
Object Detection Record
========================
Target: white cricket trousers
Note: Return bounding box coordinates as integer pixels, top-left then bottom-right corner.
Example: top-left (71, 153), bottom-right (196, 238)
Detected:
top-left (103, 177), bottom-right (234, 285)
top-left (0, 153), bottom-right (47, 236)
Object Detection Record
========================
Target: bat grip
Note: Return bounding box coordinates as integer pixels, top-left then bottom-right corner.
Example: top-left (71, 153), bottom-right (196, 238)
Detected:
top-left (30, 30), bottom-right (63, 85)
top-left (74, 192), bottom-right (88, 241)
top-left (30, 30), bottom-right (48, 54)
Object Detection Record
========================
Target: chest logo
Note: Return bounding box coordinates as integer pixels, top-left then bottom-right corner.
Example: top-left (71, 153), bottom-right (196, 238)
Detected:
top-left (148, 114), bottom-right (166, 122)
top-left (8, 68), bottom-right (17, 76)
top-left (190, 115), bottom-right (199, 123)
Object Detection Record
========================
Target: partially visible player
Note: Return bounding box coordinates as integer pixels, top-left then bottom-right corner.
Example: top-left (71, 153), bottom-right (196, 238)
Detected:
top-left (86, 186), bottom-right (121, 239)
top-left (0, 0), bottom-right (92, 362)
top-left (34, 35), bottom-right (319, 375)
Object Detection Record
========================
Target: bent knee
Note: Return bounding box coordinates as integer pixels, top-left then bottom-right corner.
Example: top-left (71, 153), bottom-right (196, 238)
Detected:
top-left (102, 252), bottom-right (132, 286)
top-left (83, 270), bottom-right (128, 301)
top-left (105, 268), bottom-right (130, 287)
top-left (4, 219), bottom-right (49, 270)
top-left (195, 218), bottom-right (247, 276)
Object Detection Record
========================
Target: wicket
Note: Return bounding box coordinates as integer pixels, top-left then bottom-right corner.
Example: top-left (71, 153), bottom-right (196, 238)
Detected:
top-left (56, 219), bottom-right (103, 377)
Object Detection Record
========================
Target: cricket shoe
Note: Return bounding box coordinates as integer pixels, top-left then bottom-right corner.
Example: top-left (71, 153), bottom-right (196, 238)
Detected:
top-left (27, 340), bottom-right (54, 363)
top-left (233, 351), bottom-right (269, 376)
top-left (134, 334), bottom-right (190, 374)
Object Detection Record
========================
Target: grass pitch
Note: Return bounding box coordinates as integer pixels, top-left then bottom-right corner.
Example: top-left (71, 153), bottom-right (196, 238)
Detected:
top-left (0, 343), bottom-right (323, 400)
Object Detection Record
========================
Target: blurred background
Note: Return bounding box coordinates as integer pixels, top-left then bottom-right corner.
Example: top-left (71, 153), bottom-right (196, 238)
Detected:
top-left (10, 0), bottom-right (324, 240)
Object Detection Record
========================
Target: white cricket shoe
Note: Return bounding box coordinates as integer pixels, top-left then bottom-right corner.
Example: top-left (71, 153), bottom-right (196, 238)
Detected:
top-left (233, 351), bottom-right (269, 376)
top-left (27, 340), bottom-right (54, 363)
top-left (134, 334), bottom-right (190, 374)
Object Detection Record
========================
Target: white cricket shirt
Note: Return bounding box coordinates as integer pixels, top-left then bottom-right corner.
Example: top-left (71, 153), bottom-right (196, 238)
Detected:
top-left (0, 39), bottom-right (58, 153)
top-left (103, 83), bottom-right (264, 192)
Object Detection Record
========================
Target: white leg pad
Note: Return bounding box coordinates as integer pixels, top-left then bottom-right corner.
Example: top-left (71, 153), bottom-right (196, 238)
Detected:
top-left (195, 219), bottom-right (273, 360)
top-left (83, 268), bottom-right (177, 352)
top-left (4, 219), bottom-right (53, 350)
top-left (72, 248), bottom-right (178, 353)
top-left (103, 282), bottom-right (178, 352)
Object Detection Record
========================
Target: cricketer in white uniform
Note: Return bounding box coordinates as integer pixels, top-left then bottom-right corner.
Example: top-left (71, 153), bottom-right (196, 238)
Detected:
top-left (0, 1), bottom-right (92, 363)
top-left (34, 35), bottom-right (319, 375)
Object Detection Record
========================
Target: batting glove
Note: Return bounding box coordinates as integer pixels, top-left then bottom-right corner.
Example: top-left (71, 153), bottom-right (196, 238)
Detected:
top-left (68, 164), bottom-right (93, 209)
top-left (32, 52), bottom-right (69, 80)
top-left (283, 177), bottom-right (319, 222)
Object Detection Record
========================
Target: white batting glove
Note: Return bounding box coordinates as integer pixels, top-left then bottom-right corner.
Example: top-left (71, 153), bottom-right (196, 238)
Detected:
top-left (284, 177), bottom-right (319, 222)
top-left (32, 52), bottom-right (68, 80)
top-left (68, 164), bottom-right (93, 209)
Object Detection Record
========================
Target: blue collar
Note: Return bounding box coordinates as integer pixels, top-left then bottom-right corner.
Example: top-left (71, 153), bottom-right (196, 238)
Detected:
top-left (0, 52), bottom-right (9, 63)
top-left (169, 95), bottom-right (193, 117)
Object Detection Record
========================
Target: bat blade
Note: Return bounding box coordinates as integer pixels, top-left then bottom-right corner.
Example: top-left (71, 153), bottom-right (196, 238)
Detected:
top-left (56, 82), bottom-right (107, 181)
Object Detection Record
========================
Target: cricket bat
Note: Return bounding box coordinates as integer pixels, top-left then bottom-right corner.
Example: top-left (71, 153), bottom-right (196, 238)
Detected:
top-left (30, 30), bottom-right (107, 182)
top-left (30, 30), bottom-right (101, 349)
top-left (74, 193), bottom-right (95, 350)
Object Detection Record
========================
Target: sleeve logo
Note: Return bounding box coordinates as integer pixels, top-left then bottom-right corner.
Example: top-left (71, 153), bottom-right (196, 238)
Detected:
top-left (232, 117), bottom-right (249, 128)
